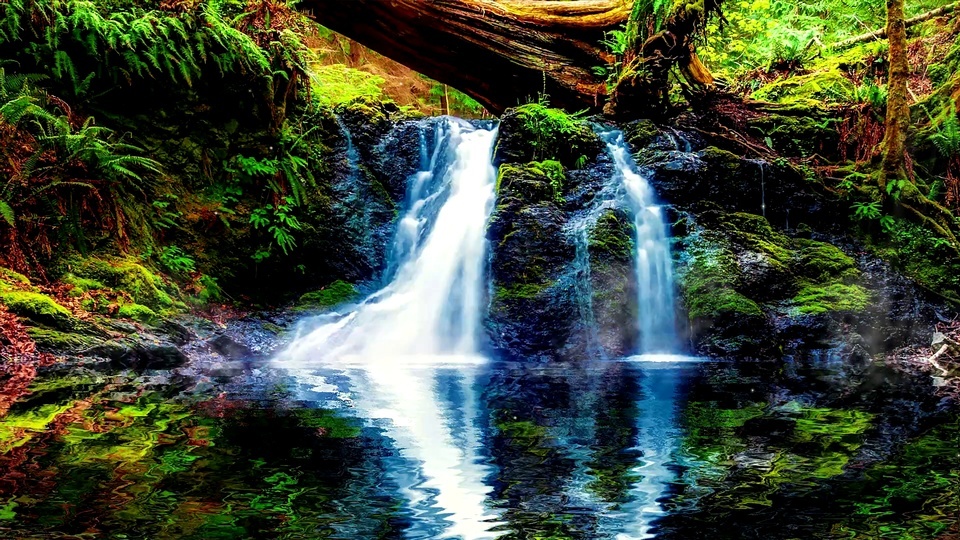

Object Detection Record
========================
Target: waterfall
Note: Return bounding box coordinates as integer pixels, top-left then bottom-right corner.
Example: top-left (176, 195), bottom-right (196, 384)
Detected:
top-left (282, 117), bottom-right (498, 363)
top-left (279, 117), bottom-right (502, 538)
top-left (601, 131), bottom-right (679, 355)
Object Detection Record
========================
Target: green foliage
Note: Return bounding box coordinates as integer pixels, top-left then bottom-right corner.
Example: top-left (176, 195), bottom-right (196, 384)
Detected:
top-left (930, 114), bottom-right (960, 158)
top-left (851, 201), bottom-right (881, 220)
top-left (514, 101), bottom-right (588, 162)
top-left (250, 196), bottom-right (302, 259)
top-left (0, 0), bottom-right (313, 97)
top-left (855, 80), bottom-right (888, 110)
top-left (700, 0), bottom-right (954, 78)
top-left (529, 160), bottom-right (565, 202)
top-left (310, 64), bottom-right (384, 107)
top-left (0, 200), bottom-right (14, 226)
top-left (157, 246), bottom-right (196, 275)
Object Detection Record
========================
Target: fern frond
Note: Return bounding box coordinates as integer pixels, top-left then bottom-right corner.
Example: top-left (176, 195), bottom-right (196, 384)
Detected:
top-left (0, 200), bottom-right (15, 227)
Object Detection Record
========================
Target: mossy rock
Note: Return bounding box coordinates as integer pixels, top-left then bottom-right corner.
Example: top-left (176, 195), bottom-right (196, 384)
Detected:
top-left (70, 257), bottom-right (178, 311)
top-left (495, 104), bottom-right (602, 169)
top-left (494, 282), bottom-right (552, 301)
top-left (0, 291), bottom-right (78, 331)
top-left (746, 105), bottom-right (842, 158)
top-left (678, 230), bottom-right (763, 320)
top-left (61, 273), bottom-right (107, 297)
top-left (794, 239), bottom-right (858, 282)
top-left (752, 69), bottom-right (855, 105)
top-left (588, 209), bottom-right (635, 263)
top-left (297, 280), bottom-right (359, 310)
top-left (0, 268), bottom-right (30, 286)
top-left (117, 303), bottom-right (160, 325)
top-left (26, 327), bottom-right (101, 354)
top-left (497, 162), bottom-right (564, 204)
top-left (791, 282), bottom-right (871, 315)
top-left (624, 119), bottom-right (660, 149)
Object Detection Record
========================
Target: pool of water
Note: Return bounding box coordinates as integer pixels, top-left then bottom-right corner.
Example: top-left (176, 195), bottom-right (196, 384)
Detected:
top-left (0, 354), bottom-right (955, 539)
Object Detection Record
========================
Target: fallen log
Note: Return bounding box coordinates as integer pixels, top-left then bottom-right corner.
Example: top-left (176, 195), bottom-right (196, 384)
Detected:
top-left (834, 3), bottom-right (959, 51)
top-left (301, 0), bottom-right (723, 117)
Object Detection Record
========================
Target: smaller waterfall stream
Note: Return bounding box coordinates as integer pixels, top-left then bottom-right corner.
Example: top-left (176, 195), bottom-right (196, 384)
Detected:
top-left (601, 131), bottom-right (679, 354)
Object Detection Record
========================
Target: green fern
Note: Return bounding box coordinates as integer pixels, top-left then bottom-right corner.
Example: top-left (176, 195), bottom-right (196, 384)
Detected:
top-left (931, 115), bottom-right (960, 159)
top-left (0, 200), bottom-right (14, 226)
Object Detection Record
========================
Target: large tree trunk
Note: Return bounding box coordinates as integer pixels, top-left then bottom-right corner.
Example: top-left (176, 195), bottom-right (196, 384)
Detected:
top-left (880, 0), bottom-right (910, 194)
top-left (301, 0), bottom-right (719, 116)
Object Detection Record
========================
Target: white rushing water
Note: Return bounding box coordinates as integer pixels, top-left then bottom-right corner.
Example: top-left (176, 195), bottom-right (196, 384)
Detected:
top-left (278, 117), bottom-right (502, 539)
top-left (283, 118), bottom-right (498, 363)
top-left (602, 131), bottom-right (679, 354)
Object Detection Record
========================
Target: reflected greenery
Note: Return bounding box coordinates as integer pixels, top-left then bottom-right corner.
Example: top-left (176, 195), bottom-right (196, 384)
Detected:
top-left (0, 358), bottom-right (954, 539)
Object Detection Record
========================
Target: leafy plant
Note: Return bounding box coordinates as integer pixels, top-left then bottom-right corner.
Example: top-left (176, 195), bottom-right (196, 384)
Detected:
top-left (851, 201), bottom-right (881, 220)
top-left (931, 115), bottom-right (960, 158)
top-left (157, 246), bottom-right (196, 275)
top-left (855, 80), bottom-right (888, 110)
top-left (250, 196), bottom-right (302, 258)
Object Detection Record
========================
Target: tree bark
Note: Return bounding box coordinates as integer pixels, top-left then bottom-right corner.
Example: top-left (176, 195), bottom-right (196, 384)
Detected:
top-left (880, 0), bottom-right (910, 194)
top-left (300, 0), bottom-right (719, 116)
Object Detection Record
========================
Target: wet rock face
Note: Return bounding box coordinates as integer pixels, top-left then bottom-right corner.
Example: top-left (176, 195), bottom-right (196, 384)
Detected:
top-left (487, 164), bottom-right (578, 360)
top-left (587, 208), bottom-right (638, 357)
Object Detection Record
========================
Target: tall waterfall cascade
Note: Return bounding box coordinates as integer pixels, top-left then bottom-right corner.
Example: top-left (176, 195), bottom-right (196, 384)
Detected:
top-left (282, 118), bottom-right (498, 364)
top-left (602, 131), bottom-right (680, 355)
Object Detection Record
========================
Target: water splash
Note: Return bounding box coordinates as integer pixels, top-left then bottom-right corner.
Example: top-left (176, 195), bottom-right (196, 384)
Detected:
top-left (282, 118), bottom-right (498, 363)
top-left (601, 131), bottom-right (679, 354)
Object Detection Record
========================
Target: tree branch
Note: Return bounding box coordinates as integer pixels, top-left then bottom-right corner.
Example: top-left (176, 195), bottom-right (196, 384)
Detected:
top-left (834, 3), bottom-right (958, 50)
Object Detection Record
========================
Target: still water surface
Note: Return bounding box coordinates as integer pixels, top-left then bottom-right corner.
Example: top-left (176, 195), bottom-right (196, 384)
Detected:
top-left (0, 354), bottom-right (955, 539)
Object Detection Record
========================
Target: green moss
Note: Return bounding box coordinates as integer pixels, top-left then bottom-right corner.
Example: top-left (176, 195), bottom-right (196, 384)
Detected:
top-left (589, 210), bottom-right (635, 262)
top-left (792, 282), bottom-right (870, 314)
top-left (719, 212), bottom-right (794, 267)
top-left (625, 119), bottom-right (660, 149)
top-left (0, 268), bottom-right (30, 286)
top-left (61, 273), bottom-right (106, 296)
top-left (26, 327), bottom-right (99, 352)
top-left (752, 69), bottom-right (855, 105)
top-left (496, 162), bottom-right (560, 203)
top-left (495, 282), bottom-right (552, 301)
top-left (794, 239), bottom-right (858, 281)
top-left (71, 257), bottom-right (177, 311)
top-left (297, 280), bottom-right (358, 309)
top-left (678, 241), bottom-right (764, 319)
top-left (337, 96), bottom-right (389, 124)
top-left (0, 291), bottom-right (76, 330)
top-left (117, 303), bottom-right (160, 325)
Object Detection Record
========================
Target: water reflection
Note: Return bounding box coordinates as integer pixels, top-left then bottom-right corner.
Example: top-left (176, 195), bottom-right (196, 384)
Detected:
top-left (285, 358), bottom-right (504, 540)
top-left (0, 356), bottom-right (955, 539)
top-left (612, 356), bottom-right (700, 540)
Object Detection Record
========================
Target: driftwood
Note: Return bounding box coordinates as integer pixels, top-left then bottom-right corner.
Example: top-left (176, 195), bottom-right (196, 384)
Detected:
top-left (928, 331), bottom-right (959, 376)
top-left (834, 3), bottom-right (959, 50)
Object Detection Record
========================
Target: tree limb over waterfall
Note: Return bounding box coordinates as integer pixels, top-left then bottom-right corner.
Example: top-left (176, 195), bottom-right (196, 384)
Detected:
top-left (300, 0), bottom-right (724, 117)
